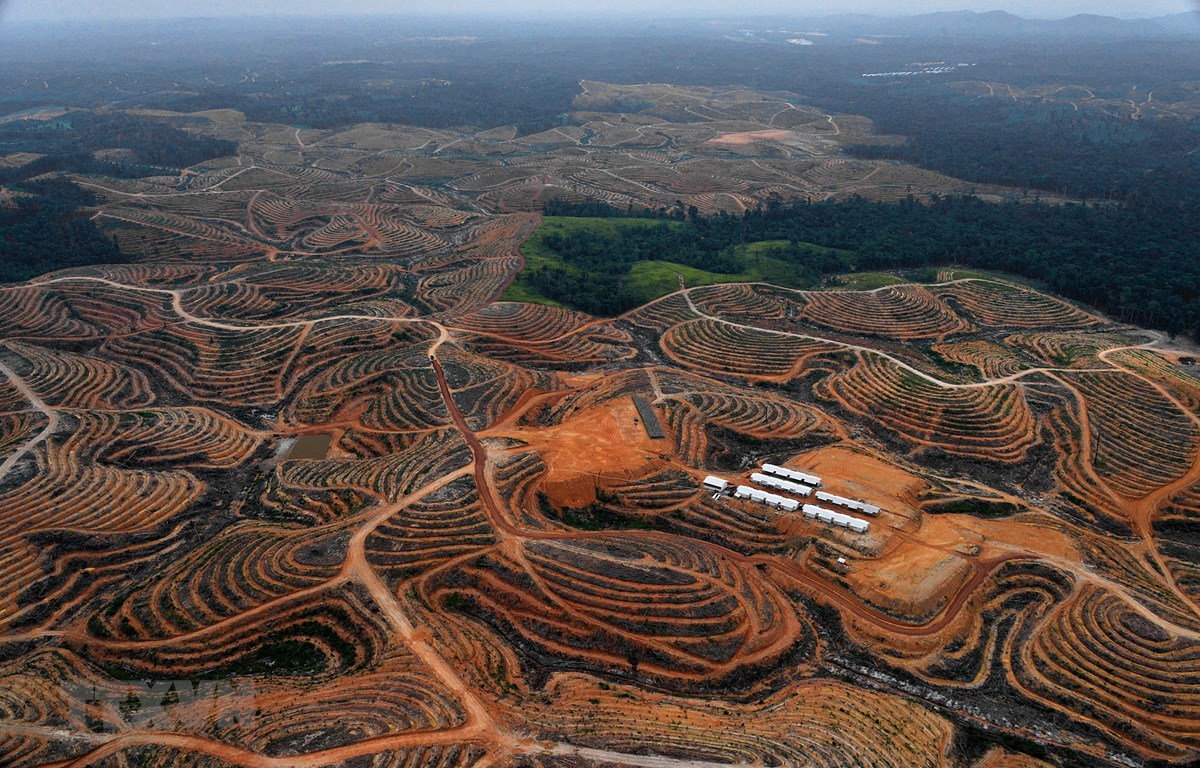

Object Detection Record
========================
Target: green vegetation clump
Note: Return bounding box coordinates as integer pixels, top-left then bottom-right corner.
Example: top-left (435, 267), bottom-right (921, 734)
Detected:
top-left (521, 196), bottom-right (1200, 336)
top-left (214, 638), bottom-right (328, 676)
top-left (0, 180), bottom-right (125, 283)
top-left (503, 214), bottom-right (850, 315)
top-left (558, 503), bottom-right (651, 531)
top-left (443, 592), bottom-right (475, 612)
top-left (953, 722), bottom-right (1052, 764)
top-left (203, 619), bottom-right (360, 678)
top-left (925, 498), bottom-right (1020, 518)
top-left (98, 636), bottom-right (329, 681)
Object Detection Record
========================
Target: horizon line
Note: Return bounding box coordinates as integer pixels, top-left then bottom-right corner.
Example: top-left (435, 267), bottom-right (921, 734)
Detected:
top-left (1, 8), bottom-right (1193, 24)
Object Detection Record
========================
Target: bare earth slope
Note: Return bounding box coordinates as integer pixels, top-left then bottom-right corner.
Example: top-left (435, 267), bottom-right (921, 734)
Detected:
top-left (0, 84), bottom-right (1196, 768)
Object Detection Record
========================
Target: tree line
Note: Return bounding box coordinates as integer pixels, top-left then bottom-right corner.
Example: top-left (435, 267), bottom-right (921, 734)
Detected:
top-left (838, 89), bottom-right (1200, 209)
top-left (0, 112), bottom-right (237, 182)
top-left (0, 180), bottom-right (125, 284)
top-left (542, 197), bottom-right (1200, 336)
top-left (0, 112), bottom-right (237, 285)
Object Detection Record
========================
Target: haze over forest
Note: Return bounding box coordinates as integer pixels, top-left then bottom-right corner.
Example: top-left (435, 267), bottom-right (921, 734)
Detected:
top-left (1, 0), bottom-right (1194, 20)
top-left (2, 2), bottom-right (1200, 768)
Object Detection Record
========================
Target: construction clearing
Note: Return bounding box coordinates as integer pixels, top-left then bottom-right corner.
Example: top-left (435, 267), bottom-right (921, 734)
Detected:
top-left (702, 462), bottom-right (873, 535)
top-left (632, 395), bottom-right (666, 439)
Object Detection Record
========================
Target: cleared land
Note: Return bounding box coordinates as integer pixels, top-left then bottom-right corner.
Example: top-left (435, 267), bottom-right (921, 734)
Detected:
top-left (0, 82), bottom-right (1197, 768)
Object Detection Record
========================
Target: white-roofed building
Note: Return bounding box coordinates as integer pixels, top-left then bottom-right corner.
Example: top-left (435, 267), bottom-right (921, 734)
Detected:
top-left (761, 463), bottom-right (821, 487)
top-left (752, 473), bottom-right (813, 496)
top-left (815, 491), bottom-right (881, 517)
top-left (703, 476), bottom-right (730, 492)
top-left (799, 504), bottom-right (870, 534)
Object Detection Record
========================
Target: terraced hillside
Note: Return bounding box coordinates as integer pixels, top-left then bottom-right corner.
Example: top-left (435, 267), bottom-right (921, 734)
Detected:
top-left (0, 83), bottom-right (1198, 768)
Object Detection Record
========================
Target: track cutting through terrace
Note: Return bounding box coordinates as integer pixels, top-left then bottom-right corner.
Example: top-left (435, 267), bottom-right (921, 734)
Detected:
top-left (11, 414), bottom-right (760, 768)
top-left (679, 281), bottom-right (1150, 390)
top-left (0, 358), bottom-right (59, 486)
top-left (6, 80), bottom-right (1200, 768)
top-left (11, 274), bottom-right (1146, 388)
top-left (6, 269), bottom-right (1200, 767)
top-left (431, 355), bottom-right (1025, 640)
top-left (0, 272), bottom-right (1186, 625)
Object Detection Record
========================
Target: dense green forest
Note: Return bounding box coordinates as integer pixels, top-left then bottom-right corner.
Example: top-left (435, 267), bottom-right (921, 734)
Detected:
top-left (0, 112), bottom-right (237, 183)
top-left (531, 198), bottom-right (1199, 336)
top-left (0, 180), bottom-right (125, 283)
top-left (506, 213), bottom-right (850, 315)
top-left (0, 112), bottom-right (234, 284)
top-left (834, 89), bottom-right (1200, 208)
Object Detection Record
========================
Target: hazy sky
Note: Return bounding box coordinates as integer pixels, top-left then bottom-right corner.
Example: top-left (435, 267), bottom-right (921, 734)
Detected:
top-left (1, 0), bottom-right (1193, 21)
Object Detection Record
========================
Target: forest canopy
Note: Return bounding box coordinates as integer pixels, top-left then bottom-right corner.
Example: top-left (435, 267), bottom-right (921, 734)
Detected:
top-left (0, 112), bottom-right (235, 284)
top-left (0, 180), bottom-right (125, 284)
top-left (0, 111), bottom-right (237, 183)
top-left (527, 198), bottom-right (1199, 336)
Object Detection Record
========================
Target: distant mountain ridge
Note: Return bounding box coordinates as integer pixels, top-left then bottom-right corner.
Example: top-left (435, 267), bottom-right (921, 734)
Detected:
top-left (1153, 10), bottom-right (1200, 34)
top-left (787, 9), bottom-right (1200, 38)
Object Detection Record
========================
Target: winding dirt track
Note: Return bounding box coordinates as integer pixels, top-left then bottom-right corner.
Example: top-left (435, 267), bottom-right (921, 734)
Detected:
top-left (432, 355), bottom-right (523, 538)
top-left (430, 355), bottom-right (1018, 639)
top-left (6, 271), bottom-right (1200, 767)
top-left (680, 281), bottom-right (1149, 391)
top-left (0, 357), bottom-right (60, 486)
top-left (8, 80), bottom-right (1200, 767)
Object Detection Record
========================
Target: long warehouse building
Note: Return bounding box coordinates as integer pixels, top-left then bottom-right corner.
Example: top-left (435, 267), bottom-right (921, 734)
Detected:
top-left (762, 463), bottom-right (820, 487)
top-left (631, 395), bottom-right (666, 439)
top-left (815, 491), bottom-right (881, 517)
top-left (751, 472), bottom-right (813, 496)
top-left (734, 485), bottom-right (801, 513)
top-left (803, 504), bottom-right (870, 533)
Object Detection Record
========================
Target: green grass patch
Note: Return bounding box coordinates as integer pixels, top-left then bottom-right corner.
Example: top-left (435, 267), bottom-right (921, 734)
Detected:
top-left (625, 255), bottom-right (791, 303)
top-left (502, 217), bottom-right (851, 315)
top-left (623, 242), bottom-right (843, 301)
top-left (502, 216), bottom-right (673, 306)
top-left (499, 279), bottom-right (566, 307)
top-left (516, 216), bottom-right (671, 275)
top-left (738, 239), bottom-right (850, 259)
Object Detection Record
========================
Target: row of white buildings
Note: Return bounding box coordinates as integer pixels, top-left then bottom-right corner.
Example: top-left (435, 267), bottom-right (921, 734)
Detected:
top-left (703, 464), bottom-right (877, 535)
